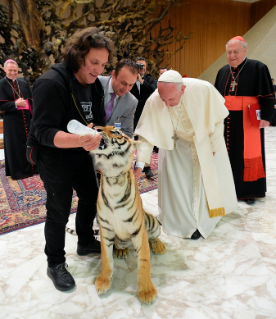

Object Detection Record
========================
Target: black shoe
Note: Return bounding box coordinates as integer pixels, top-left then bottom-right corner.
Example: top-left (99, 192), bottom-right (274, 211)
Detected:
top-left (77, 239), bottom-right (101, 256)
top-left (47, 263), bottom-right (75, 291)
top-left (144, 166), bottom-right (154, 179)
top-left (153, 146), bottom-right (159, 153)
top-left (191, 229), bottom-right (201, 240)
top-left (244, 198), bottom-right (255, 205)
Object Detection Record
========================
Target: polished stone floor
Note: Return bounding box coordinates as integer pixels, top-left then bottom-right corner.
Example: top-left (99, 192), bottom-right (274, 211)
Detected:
top-left (0, 127), bottom-right (276, 319)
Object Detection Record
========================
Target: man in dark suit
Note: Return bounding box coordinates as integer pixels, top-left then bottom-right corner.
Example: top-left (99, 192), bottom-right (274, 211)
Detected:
top-left (98, 59), bottom-right (138, 137)
top-left (131, 57), bottom-right (157, 178)
top-left (159, 67), bottom-right (168, 78)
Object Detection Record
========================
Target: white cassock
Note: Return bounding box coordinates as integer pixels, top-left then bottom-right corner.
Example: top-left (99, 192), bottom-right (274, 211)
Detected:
top-left (135, 78), bottom-right (238, 239)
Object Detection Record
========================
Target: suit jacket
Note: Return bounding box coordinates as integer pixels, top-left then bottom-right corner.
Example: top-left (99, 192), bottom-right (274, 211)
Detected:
top-left (130, 74), bottom-right (157, 129)
top-left (98, 75), bottom-right (138, 137)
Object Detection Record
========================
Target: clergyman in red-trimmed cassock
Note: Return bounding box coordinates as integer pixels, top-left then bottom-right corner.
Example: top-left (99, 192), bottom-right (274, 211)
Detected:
top-left (214, 36), bottom-right (275, 205)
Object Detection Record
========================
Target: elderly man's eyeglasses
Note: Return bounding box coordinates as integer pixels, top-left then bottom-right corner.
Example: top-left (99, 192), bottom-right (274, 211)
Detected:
top-left (227, 50), bottom-right (242, 55)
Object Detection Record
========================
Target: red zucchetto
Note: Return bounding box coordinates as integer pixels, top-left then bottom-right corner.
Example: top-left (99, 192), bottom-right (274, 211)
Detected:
top-left (230, 36), bottom-right (246, 42)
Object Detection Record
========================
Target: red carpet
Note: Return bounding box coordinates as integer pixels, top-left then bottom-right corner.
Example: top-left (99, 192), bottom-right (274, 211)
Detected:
top-left (0, 153), bottom-right (158, 235)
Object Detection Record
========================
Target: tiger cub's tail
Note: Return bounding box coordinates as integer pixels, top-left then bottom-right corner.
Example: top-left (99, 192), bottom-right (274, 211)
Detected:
top-left (65, 227), bottom-right (77, 235)
top-left (143, 211), bottom-right (166, 255)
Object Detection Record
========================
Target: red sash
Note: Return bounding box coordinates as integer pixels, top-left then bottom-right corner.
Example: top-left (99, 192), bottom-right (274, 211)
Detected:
top-left (224, 96), bottom-right (265, 182)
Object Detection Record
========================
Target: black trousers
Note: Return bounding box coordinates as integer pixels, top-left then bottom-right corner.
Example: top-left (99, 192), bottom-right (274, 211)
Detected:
top-left (36, 148), bottom-right (98, 267)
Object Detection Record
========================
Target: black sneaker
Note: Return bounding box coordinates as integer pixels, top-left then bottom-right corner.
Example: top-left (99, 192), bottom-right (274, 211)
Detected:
top-left (144, 166), bottom-right (154, 179)
top-left (47, 263), bottom-right (75, 291)
top-left (77, 239), bottom-right (101, 256)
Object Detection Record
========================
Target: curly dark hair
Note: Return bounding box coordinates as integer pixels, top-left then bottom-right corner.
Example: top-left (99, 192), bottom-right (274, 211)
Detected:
top-left (63, 27), bottom-right (115, 73)
top-left (114, 59), bottom-right (139, 77)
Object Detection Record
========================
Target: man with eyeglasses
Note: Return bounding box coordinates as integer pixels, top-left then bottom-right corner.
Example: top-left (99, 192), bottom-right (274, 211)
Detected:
top-left (214, 36), bottom-right (274, 205)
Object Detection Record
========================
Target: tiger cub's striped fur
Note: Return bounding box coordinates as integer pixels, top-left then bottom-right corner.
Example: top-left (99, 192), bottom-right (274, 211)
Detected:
top-left (65, 227), bottom-right (77, 235)
top-left (90, 126), bottom-right (166, 304)
top-left (66, 227), bottom-right (100, 240)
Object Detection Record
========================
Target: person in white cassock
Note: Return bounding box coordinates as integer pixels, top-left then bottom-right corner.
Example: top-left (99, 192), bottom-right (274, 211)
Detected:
top-left (134, 70), bottom-right (237, 239)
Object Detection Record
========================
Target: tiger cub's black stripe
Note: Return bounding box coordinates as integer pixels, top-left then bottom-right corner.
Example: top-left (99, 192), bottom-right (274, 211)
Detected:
top-left (123, 210), bottom-right (137, 223)
top-left (103, 235), bottom-right (115, 247)
top-left (148, 214), bottom-right (152, 230)
top-left (132, 209), bottom-right (139, 224)
top-left (112, 138), bottom-right (128, 146)
top-left (98, 215), bottom-right (110, 224)
top-left (114, 199), bottom-right (132, 210)
top-left (131, 224), bottom-right (142, 238)
top-left (105, 143), bottom-right (131, 159)
top-left (118, 171), bottom-right (132, 203)
top-left (145, 213), bottom-right (150, 228)
top-left (103, 236), bottom-right (115, 242)
top-left (101, 185), bottom-right (113, 212)
top-left (149, 217), bottom-right (155, 232)
top-left (101, 225), bottom-right (113, 232)
top-left (127, 190), bottom-right (137, 211)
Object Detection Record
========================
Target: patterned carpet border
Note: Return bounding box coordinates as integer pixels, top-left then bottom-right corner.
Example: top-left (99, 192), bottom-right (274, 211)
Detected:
top-left (0, 153), bottom-right (158, 235)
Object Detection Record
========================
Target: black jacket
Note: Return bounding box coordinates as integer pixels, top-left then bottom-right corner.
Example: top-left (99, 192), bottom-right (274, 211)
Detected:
top-left (28, 62), bottom-right (105, 150)
top-left (130, 74), bottom-right (157, 129)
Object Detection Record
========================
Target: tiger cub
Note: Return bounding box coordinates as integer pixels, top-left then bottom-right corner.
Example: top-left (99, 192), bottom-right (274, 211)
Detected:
top-left (90, 126), bottom-right (166, 304)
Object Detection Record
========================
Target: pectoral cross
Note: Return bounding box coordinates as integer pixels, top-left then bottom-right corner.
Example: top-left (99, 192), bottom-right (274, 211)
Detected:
top-left (231, 80), bottom-right (237, 92)
top-left (172, 132), bottom-right (179, 148)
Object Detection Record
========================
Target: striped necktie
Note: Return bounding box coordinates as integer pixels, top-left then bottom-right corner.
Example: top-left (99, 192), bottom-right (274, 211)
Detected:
top-left (105, 92), bottom-right (116, 122)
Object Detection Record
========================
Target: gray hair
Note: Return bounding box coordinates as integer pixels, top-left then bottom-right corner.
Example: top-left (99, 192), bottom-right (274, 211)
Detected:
top-left (4, 59), bottom-right (18, 68)
top-left (226, 39), bottom-right (247, 50)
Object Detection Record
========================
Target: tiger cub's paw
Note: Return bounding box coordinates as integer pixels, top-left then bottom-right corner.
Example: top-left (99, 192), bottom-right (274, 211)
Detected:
top-left (114, 247), bottom-right (129, 259)
top-left (149, 238), bottom-right (166, 255)
top-left (95, 275), bottom-right (112, 295)
top-left (138, 285), bottom-right (158, 304)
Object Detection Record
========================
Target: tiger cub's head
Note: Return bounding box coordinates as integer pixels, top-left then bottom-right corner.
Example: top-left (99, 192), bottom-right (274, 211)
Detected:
top-left (90, 126), bottom-right (136, 177)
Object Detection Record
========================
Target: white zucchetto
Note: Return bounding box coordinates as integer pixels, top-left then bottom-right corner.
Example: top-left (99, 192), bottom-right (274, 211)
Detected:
top-left (158, 70), bottom-right (183, 83)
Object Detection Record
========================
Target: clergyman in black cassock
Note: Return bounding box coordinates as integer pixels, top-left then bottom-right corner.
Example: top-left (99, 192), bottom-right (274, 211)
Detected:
top-left (0, 60), bottom-right (36, 179)
top-left (214, 36), bottom-right (274, 203)
top-left (271, 79), bottom-right (276, 126)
